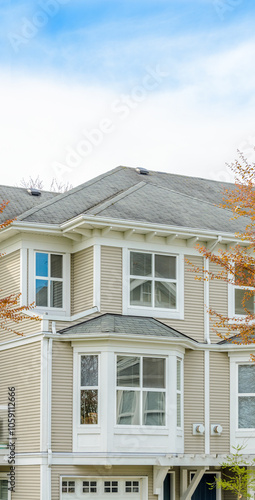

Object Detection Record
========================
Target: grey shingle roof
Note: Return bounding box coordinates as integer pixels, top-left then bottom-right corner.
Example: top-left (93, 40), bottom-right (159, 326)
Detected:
top-left (0, 166), bottom-right (247, 234)
top-left (0, 185), bottom-right (58, 222)
top-left (58, 313), bottom-right (195, 340)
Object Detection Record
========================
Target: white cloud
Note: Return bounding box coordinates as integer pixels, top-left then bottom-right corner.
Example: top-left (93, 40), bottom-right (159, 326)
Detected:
top-left (1, 29), bottom-right (255, 189)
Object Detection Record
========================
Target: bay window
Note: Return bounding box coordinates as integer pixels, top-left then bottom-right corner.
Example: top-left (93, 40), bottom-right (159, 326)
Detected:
top-left (35, 252), bottom-right (63, 308)
top-left (116, 355), bottom-right (166, 426)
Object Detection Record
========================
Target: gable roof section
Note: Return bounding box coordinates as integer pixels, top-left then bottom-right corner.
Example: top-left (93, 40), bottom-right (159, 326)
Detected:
top-left (0, 185), bottom-right (58, 222)
top-left (58, 313), bottom-right (197, 341)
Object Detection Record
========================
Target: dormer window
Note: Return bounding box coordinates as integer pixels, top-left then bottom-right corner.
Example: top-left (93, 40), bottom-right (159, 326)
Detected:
top-left (35, 252), bottom-right (63, 308)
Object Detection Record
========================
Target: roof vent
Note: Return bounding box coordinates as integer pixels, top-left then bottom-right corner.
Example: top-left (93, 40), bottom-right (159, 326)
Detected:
top-left (27, 188), bottom-right (41, 196)
top-left (135, 167), bottom-right (149, 175)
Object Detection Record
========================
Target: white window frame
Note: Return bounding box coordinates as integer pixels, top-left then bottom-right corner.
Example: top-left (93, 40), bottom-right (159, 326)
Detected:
top-left (28, 249), bottom-right (70, 315)
top-left (229, 354), bottom-right (255, 450)
top-left (60, 476), bottom-right (148, 500)
top-left (123, 249), bottom-right (184, 319)
top-left (35, 251), bottom-right (64, 310)
top-left (237, 363), bottom-right (255, 430)
top-left (176, 358), bottom-right (183, 429)
top-left (228, 264), bottom-right (255, 319)
top-left (115, 354), bottom-right (167, 429)
top-left (79, 353), bottom-right (100, 427)
top-left (0, 473), bottom-right (11, 500)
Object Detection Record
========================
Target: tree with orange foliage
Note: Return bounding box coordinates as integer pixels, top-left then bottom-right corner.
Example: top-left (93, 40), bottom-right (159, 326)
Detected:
top-left (0, 201), bottom-right (38, 336)
top-left (196, 151), bottom-right (255, 344)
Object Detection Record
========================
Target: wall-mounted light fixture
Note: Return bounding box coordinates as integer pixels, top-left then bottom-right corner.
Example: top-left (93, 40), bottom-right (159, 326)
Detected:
top-left (193, 424), bottom-right (205, 435)
top-left (211, 424), bottom-right (223, 435)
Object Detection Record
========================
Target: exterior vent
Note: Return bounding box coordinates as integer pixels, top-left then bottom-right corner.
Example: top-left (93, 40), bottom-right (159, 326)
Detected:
top-left (135, 167), bottom-right (149, 175)
top-left (27, 188), bottom-right (41, 196)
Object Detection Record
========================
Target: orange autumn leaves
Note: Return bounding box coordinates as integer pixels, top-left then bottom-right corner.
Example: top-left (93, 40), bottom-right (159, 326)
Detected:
top-left (194, 152), bottom-right (255, 344)
top-left (0, 201), bottom-right (38, 336)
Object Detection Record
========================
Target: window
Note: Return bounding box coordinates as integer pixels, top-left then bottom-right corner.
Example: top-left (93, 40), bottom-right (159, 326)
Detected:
top-left (176, 358), bottom-right (182, 428)
top-left (104, 481), bottom-right (118, 493)
top-left (125, 481), bottom-right (139, 493)
top-left (0, 480), bottom-right (8, 500)
top-left (35, 252), bottom-right (63, 308)
top-left (234, 264), bottom-right (255, 315)
top-left (80, 355), bottom-right (99, 425)
top-left (238, 364), bottom-right (255, 428)
top-left (62, 481), bottom-right (75, 493)
top-left (129, 252), bottom-right (177, 310)
top-left (116, 355), bottom-right (166, 426)
top-left (83, 481), bottom-right (97, 493)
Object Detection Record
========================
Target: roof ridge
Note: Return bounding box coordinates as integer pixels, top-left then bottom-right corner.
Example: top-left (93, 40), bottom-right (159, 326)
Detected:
top-left (87, 181), bottom-right (146, 215)
top-left (18, 166), bottom-right (127, 221)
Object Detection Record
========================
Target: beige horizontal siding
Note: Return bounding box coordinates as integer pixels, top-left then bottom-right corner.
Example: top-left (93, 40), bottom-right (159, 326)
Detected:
top-left (0, 342), bottom-right (41, 452)
top-left (184, 350), bottom-right (205, 453)
top-left (53, 312), bottom-right (100, 333)
top-left (12, 465), bottom-right (40, 500)
top-left (101, 246), bottom-right (122, 314)
top-left (0, 250), bottom-right (40, 340)
top-left (52, 465), bottom-right (154, 500)
top-left (71, 247), bottom-right (94, 315)
top-left (0, 250), bottom-right (20, 341)
top-left (52, 340), bottom-right (73, 452)
top-left (210, 351), bottom-right (230, 454)
top-left (209, 262), bottom-right (228, 343)
top-left (161, 256), bottom-right (204, 342)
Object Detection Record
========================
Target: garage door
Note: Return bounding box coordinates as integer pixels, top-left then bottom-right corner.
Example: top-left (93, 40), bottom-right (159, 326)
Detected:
top-left (61, 477), bottom-right (143, 500)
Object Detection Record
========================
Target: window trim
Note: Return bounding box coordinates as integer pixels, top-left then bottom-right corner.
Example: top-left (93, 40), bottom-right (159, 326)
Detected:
top-left (228, 264), bottom-right (255, 319)
top-left (28, 249), bottom-right (70, 315)
top-left (123, 248), bottom-right (184, 319)
top-left (35, 251), bottom-right (64, 310)
top-left (237, 363), bottom-right (255, 430)
top-left (115, 354), bottom-right (168, 429)
top-left (176, 357), bottom-right (183, 429)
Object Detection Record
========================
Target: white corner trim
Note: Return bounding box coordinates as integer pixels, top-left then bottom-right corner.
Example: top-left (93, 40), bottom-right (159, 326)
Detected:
top-left (94, 245), bottom-right (101, 311)
top-left (204, 350), bottom-right (210, 455)
top-left (20, 248), bottom-right (28, 306)
top-left (204, 258), bottom-right (210, 344)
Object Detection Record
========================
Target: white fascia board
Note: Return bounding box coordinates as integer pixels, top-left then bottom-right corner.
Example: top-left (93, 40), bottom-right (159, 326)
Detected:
top-left (1, 214), bottom-right (243, 245)
top-left (13, 451), bottom-right (255, 467)
top-left (55, 333), bottom-right (194, 350)
top-left (61, 214), bottom-right (241, 242)
top-left (43, 333), bottom-right (255, 354)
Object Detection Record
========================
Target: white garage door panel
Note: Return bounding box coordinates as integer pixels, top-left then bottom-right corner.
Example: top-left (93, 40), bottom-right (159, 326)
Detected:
top-left (61, 477), bottom-right (144, 500)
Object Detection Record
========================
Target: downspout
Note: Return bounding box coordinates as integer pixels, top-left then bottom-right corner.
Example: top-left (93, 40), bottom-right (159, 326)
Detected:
top-left (47, 338), bottom-right (52, 497)
top-left (204, 257), bottom-right (210, 455)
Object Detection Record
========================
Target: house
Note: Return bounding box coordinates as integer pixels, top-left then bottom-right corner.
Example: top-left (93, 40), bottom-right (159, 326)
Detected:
top-left (0, 166), bottom-right (254, 500)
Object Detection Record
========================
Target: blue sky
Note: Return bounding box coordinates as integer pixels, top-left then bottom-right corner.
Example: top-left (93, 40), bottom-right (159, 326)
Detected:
top-left (1, 0), bottom-right (255, 188)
